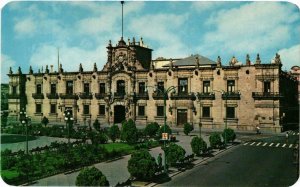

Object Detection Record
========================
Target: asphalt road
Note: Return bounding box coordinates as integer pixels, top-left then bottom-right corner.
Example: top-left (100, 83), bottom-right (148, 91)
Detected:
top-left (160, 135), bottom-right (299, 187)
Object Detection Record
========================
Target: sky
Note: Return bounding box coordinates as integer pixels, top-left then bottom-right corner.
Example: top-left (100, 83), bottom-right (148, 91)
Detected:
top-left (1, 1), bottom-right (300, 83)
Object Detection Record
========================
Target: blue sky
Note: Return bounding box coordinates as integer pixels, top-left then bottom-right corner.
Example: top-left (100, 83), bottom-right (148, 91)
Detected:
top-left (1, 1), bottom-right (300, 83)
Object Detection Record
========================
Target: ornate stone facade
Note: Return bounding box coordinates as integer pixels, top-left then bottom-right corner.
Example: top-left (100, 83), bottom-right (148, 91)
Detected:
top-left (7, 37), bottom-right (299, 132)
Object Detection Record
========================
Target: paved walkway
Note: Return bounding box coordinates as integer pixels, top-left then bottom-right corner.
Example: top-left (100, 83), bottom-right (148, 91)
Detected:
top-left (1, 134), bottom-right (76, 152)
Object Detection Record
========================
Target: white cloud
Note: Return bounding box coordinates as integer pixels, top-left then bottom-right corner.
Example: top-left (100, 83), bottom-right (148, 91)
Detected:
top-left (199, 2), bottom-right (300, 56)
top-left (191, 1), bottom-right (227, 12)
top-left (14, 18), bottom-right (36, 35)
top-left (75, 1), bottom-right (145, 36)
top-left (129, 13), bottom-right (190, 58)
top-left (29, 43), bottom-right (108, 73)
top-left (1, 54), bottom-right (16, 83)
top-left (277, 44), bottom-right (300, 70)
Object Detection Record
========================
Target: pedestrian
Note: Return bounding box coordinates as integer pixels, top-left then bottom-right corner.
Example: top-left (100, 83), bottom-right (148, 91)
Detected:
top-left (157, 153), bottom-right (162, 168)
top-left (286, 132), bottom-right (289, 143)
top-left (256, 126), bottom-right (260, 134)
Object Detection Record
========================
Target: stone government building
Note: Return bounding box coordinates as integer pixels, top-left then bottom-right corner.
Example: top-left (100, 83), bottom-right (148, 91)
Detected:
top-left (7, 37), bottom-right (299, 132)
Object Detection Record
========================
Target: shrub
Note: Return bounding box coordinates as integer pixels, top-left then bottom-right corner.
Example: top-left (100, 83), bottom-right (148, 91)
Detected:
top-left (190, 136), bottom-right (207, 156)
top-left (157, 124), bottom-right (172, 140)
top-left (144, 122), bottom-right (160, 138)
top-left (120, 119), bottom-right (138, 144)
top-left (164, 143), bottom-right (186, 166)
top-left (41, 116), bottom-right (49, 127)
top-left (127, 149), bottom-right (157, 180)
top-left (183, 123), bottom-right (194, 135)
top-left (93, 119), bottom-right (101, 132)
top-left (108, 125), bottom-right (120, 143)
top-left (222, 128), bottom-right (236, 143)
top-left (209, 132), bottom-right (222, 148)
top-left (76, 167), bottom-right (109, 186)
top-left (90, 132), bottom-right (108, 144)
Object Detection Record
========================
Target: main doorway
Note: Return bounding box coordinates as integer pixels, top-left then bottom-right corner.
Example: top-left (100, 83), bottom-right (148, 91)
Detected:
top-left (114, 105), bottom-right (126, 123)
top-left (177, 109), bottom-right (187, 126)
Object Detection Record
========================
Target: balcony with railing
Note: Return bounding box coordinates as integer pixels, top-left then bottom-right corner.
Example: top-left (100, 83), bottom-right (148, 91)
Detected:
top-left (59, 93), bottom-right (78, 100)
top-left (222, 92), bottom-right (241, 100)
top-left (197, 92), bottom-right (215, 100)
top-left (114, 92), bottom-right (126, 99)
top-left (152, 92), bottom-right (166, 100)
top-left (252, 92), bottom-right (283, 100)
top-left (135, 92), bottom-right (149, 100)
top-left (47, 93), bottom-right (59, 99)
top-left (170, 92), bottom-right (196, 100)
top-left (79, 92), bottom-right (93, 99)
top-left (95, 93), bottom-right (107, 99)
top-left (7, 94), bottom-right (20, 99)
top-left (32, 93), bottom-right (44, 99)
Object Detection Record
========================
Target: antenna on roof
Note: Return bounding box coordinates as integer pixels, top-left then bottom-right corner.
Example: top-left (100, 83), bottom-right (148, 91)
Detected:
top-left (121, 1), bottom-right (125, 38)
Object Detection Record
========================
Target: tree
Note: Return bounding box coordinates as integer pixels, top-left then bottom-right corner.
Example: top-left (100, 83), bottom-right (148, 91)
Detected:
top-left (128, 149), bottom-right (157, 180)
top-left (76, 167), bottom-right (109, 186)
top-left (157, 124), bottom-right (172, 140)
top-left (190, 136), bottom-right (207, 156)
top-left (144, 122), bottom-right (160, 138)
top-left (93, 119), bottom-right (101, 132)
top-left (209, 132), bottom-right (222, 148)
top-left (183, 123), bottom-right (194, 135)
top-left (109, 125), bottom-right (120, 143)
top-left (120, 119), bottom-right (138, 144)
top-left (164, 143), bottom-right (186, 166)
top-left (222, 128), bottom-right (236, 143)
top-left (41, 116), bottom-right (49, 127)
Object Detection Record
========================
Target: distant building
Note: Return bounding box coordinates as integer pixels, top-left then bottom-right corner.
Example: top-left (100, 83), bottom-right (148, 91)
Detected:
top-left (290, 66), bottom-right (300, 103)
top-left (1, 84), bottom-right (9, 111)
top-left (7, 37), bottom-right (299, 132)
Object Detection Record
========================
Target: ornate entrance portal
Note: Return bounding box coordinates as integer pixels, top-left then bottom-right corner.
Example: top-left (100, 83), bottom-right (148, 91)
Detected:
top-left (114, 105), bottom-right (126, 123)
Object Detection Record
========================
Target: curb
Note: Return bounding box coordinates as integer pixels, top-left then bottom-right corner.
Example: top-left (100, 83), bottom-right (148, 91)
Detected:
top-left (146, 143), bottom-right (239, 187)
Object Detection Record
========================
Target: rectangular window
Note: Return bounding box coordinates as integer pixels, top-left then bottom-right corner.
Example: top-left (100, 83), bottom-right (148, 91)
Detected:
top-left (36, 104), bottom-right (42, 113)
top-left (203, 81), bottom-right (210, 93)
top-left (157, 106), bottom-right (164, 116)
top-left (138, 106), bottom-right (145, 116)
top-left (227, 80), bottom-right (235, 92)
top-left (12, 86), bottom-right (17, 94)
top-left (84, 83), bottom-right (90, 94)
top-left (264, 81), bottom-right (271, 93)
top-left (202, 107), bottom-right (210, 117)
top-left (50, 84), bottom-right (56, 94)
top-left (36, 84), bottom-right (42, 94)
top-left (50, 104), bottom-right (56, 114)
top-left (83, 105), bottom-right (90, 115)
top-left (99, 83), bottom-right (106, 94)
top-left (178, 78), bottom-right (188, 94)
top-left (157, 82), bottom-right (164, 92)
top-left (139, 82), bottom-right (146, 94)
top-left (226, 107), bottom-right (235, 118)
top-left (99, 105), bottom-right (105, 115)
top-left (66, 81), bottom-right (73, 94)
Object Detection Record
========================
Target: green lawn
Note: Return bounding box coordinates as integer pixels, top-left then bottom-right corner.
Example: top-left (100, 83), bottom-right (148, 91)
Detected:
top-left (0, 169), bottom-right (19, 180)
top-left (1, 134), bottom-right (37, 144)
top-left (100, 143), bottom-right (134, 152)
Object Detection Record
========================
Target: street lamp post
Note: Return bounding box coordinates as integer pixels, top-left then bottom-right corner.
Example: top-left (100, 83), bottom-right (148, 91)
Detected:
top-left (213, 90), bottom-right (227, 146)
top-left (64, 109), bottom-right (74, 145)
top-left (146, 85), bottom-right (176, 174)
top-left (19, 108), bottom-right (29, 155)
